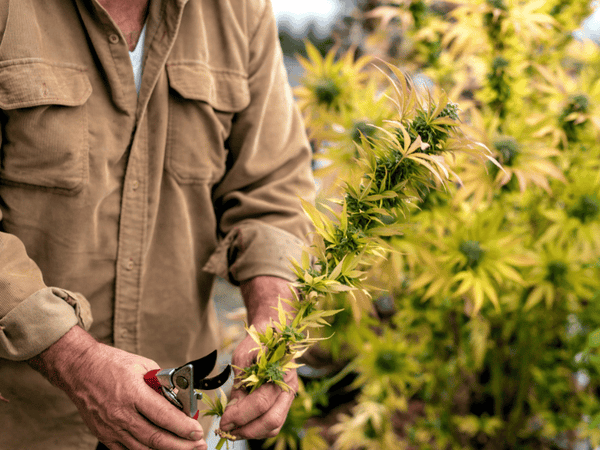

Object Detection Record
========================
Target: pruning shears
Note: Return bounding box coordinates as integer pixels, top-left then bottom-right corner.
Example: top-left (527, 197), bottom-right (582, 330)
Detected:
top-left (144, 350), bottom-right (231, 420)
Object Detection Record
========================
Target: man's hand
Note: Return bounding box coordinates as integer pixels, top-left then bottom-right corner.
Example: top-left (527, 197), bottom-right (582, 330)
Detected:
top-left (218, 276), bottom-right (298, 440)
top-left (28, 326), bottom-right (206, 450)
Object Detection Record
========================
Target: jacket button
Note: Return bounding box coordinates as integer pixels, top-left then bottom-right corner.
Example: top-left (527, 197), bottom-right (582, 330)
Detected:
top-left (109, 34), bottom-right (119, 44)
top-left (125, 258), bottom-right (134, 270)
top-left (131, 180), bottom-right (140, 191)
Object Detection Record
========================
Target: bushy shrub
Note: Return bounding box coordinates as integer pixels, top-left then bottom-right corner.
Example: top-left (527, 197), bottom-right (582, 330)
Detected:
top-left (258, 1), bottom-right (600, 450)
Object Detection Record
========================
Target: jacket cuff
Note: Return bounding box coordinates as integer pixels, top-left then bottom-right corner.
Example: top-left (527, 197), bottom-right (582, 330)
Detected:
top-left (203, 221), bottom-right (305, 285)
top-left (0, 287), bottom-right (93, 361)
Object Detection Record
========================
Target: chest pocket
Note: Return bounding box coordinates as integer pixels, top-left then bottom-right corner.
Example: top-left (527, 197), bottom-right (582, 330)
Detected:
top-left (0, 59), bottom-right (91, 194)
top-left (165, 62), bottom-right (250, 184)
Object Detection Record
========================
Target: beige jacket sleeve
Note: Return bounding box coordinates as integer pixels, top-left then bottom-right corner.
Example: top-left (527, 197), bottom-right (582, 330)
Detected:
top-left (204, 0), bottom-right (315, 285)
top-left (0, 2), bottom-right (92, 361)
top-left (0, 226), bottom-right (93, 360)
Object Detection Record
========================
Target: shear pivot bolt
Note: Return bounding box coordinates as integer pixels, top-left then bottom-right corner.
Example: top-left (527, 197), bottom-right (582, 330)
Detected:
top-left (176, 376), bottom-right (189, 389)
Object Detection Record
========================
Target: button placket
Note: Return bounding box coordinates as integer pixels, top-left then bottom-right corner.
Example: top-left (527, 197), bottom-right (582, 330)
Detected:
top-left (110, 0), bottom-right (186, 353)
top-left (113, 152), bottom-right (146, 352)
top-left (113, 113), bottom-right (151, 353)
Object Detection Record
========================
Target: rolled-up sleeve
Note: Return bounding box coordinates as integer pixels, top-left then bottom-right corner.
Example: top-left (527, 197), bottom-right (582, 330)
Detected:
top-left (0, 231), bottom-right (92, 361)
top-left (205, 0), bottom-right (315, 285)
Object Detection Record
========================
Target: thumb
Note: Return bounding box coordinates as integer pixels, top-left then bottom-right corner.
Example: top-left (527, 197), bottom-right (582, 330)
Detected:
top-left (231, 335), bottom-right (262, 370)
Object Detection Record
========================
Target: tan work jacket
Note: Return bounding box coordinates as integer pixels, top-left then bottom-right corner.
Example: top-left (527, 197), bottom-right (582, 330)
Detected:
top-left (0, 0), bottom-right (314, 448)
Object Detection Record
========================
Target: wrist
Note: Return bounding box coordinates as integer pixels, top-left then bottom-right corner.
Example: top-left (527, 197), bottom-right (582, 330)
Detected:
top-left (240, 276), bottom-right (295, 328)
top-left (27, 325), bottom-right (97, 386)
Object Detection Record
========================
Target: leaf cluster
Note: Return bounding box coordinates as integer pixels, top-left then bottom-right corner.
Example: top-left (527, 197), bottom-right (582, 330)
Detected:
top-left (209, 3), bottom-right (600, 449)
top-left (270, 1), bottom-right (600, 450)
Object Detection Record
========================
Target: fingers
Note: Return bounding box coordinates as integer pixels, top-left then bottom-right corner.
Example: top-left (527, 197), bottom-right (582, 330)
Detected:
top-left (104, 442), bottom-right (128, 450)
top-left (222, 388), bottom-right (295, 439)
top-left (129, 408), bottom-right (206, 450)
top-left (219, 370), bottom-right (298, 440)
top-left (230, 336), bottom-right (261, 370)
top-left (126, 378), bottom-right (206, 450)
top-left (93, 399), bottom-right (206, 450)
top-left (61, 342), bottom-right (207, 450)
top-left (135, 388), bottom-right (204, 441)
top-left (103, 429), bottom-right (207, 450)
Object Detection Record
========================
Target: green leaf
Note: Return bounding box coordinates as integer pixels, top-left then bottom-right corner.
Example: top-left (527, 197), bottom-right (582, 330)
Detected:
top-left (588, 329), bottom-right (600, 348)
top-left (367, 225), bottom-right (405, 237)
top-left (340, 199), bottom-right (348, 233)
top-left (453, 415), bottom-right (481, 436)
top-left (277, 300), bottom-right (287, 327)
top-left (264, 326), bottom-right (274, 342)
top-left (246, 325), bottom-right (262, 346)
top-left (330, 257), bottom-right (345, 280)
top-left (269, 342), bottom-right (288, 364)
top-left (304, 40), bottom-right (322, 65)
top-left (300, 198), bottom-right (323, 231)
top-left (473, 279), bottom-right (484, 314)
top-left (365, 191), bottom-right (398, 201)
top-left (590, 413), bottom-right (600, 428)
top-left (242, 374), bottom-right (260, 385)
top-left (588, 355), bottom-right (600, 367)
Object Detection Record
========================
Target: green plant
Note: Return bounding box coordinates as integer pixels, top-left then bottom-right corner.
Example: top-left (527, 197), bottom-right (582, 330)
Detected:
top-left (207, 57), bottom-right (494, 445)
top-left (209, 1), bottom-right (600, 449)
top-left (267, 1), bottom-right (600, 449)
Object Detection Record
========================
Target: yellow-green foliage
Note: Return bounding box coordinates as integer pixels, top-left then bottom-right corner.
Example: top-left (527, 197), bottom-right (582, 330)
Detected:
top-left (258, 1), bottom-right (600, 450)
top-left (214, 1), bottom-right (600, 449)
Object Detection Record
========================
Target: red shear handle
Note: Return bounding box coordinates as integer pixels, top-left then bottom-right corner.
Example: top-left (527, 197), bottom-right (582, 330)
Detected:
top-left (144, 370), bottom-right (201, 420)
top-left (144, 369), bottom-right (162, 394)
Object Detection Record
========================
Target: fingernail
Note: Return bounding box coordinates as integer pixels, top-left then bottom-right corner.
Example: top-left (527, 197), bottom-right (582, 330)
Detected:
top-left (190, 431), bottom-right (202, 441)
top-left (220, 423), bottom-right (235, 432)
top-left (227, 398), bottom-right (239, 408)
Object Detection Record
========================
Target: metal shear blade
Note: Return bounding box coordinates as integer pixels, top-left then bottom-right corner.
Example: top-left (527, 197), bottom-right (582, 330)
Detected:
top-left (186, 350), bottom-right (219, 385)
top-left (195, 363), bottom-right (232, 390)
top-left (148, 350), bottom-right (231, 419)
top-left (172, 350), bottom-right (232, 391)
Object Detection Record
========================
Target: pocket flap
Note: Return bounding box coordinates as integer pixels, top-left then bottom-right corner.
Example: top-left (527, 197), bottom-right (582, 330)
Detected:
top-left (0, 59), bottom-right (92, 110)
top-left (166, 62), bottom-right (250, 112)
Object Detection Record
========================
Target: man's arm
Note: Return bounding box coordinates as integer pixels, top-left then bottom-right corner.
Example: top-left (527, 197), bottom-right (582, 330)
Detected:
top-left (28, 326), bottom-right (207, 450)
top-left (218, 276), bottom-right (298, 439)
top-left (203, 0), bottom-right (315, 440)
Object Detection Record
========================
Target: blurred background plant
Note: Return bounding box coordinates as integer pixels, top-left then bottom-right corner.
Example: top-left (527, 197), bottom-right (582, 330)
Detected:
top-left (234, 1), bottom-right (600, 450)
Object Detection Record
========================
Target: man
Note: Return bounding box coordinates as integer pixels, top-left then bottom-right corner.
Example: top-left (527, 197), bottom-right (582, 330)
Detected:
top-left (0, 0), bottom-right (315, 449)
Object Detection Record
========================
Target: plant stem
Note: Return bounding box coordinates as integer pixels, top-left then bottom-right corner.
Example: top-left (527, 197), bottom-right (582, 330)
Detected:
top-left (506, 318), bottom-right (534, 445)
top-left (314, 361), bottom-right (356, 398)
top-left (490, 344), bottom-right (503, 419)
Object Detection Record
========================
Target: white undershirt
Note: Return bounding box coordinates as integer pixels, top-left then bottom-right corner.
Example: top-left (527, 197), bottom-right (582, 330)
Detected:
top-left (128, 23), bottom-right (147, 95)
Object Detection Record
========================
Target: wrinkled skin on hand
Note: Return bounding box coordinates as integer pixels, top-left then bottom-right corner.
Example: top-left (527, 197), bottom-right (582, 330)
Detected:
top-left (219, 331), bottom-right (298, 440)
top-left (29, 326), bottom-right (206, 450)
top-left (218, 276), bottom-right (298, 440)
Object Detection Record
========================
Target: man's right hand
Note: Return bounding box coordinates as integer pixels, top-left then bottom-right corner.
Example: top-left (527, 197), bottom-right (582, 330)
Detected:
top-left (28, 326), bottom-right (206, 450)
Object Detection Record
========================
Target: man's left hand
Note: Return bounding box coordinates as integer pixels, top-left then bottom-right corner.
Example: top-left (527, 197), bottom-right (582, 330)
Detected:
top-left (218, 276), bottom-right (298, 440)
